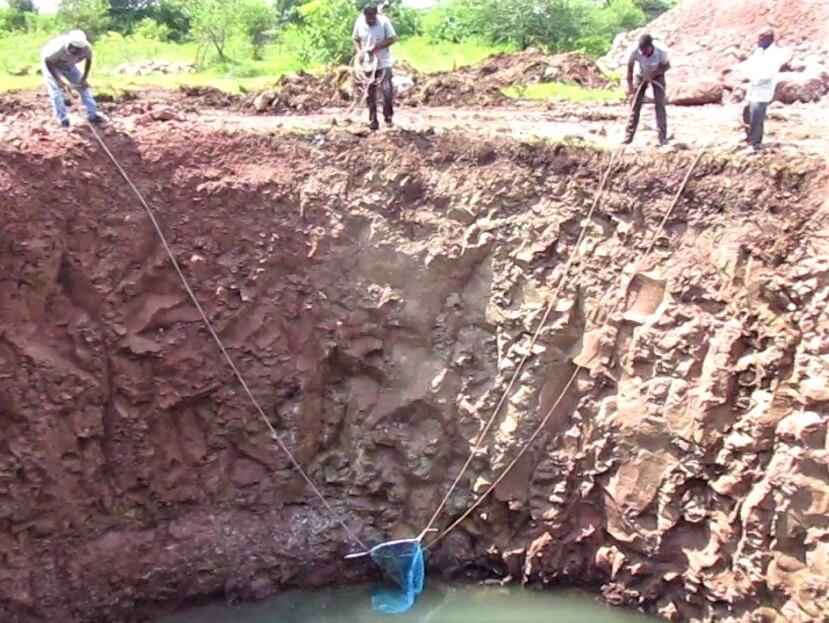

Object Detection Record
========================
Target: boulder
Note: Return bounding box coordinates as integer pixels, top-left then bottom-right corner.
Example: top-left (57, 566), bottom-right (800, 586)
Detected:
top-left (775, 62), bottom-right (829, 103)
top-left (669, 80), bottom-right (725, 105)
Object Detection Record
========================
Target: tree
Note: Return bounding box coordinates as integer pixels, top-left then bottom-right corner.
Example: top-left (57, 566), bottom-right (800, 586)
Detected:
top-left (0, 0), bottom-right (35, 32)
top-left (8, 0), bottom-right (36, 11)
top-left (238, 0), bottom-right (275, 60)
top-left (274, 0), bottom-right (303, 25)
top-left (58, 0), bottom-right (112, 39)
top-left (108, 0), bottom-right (156, 32)
top-left (183, 0), bottom-right (240, 63)
top-left (151, 0), bottom-right (191, 42)
top-left (296, 0), bottom-right (356, 65)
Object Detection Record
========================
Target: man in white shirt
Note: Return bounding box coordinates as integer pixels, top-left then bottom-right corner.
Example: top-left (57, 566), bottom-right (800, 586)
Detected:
top-left (743, 28), bottom-right (790, 151)
top-left (353, 4), bottom-right (398, 131)
top-left (624, 34), bottom-right (671, 147)
top-left (41, 30), bottom-right (103, 127)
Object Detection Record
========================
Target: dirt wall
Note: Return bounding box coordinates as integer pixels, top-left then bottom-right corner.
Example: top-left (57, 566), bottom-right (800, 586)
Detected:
top-left (1, 124), bottom-right (828, 622)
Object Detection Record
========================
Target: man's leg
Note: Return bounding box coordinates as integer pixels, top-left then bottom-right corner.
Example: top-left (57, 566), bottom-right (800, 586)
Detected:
top-left (624, 81), bottom-right (646, 143)
top-left (366, 71), bottom-right (379, 130)
top-left (380, 68), bottom-right (394, 125)
top-left (653, 76), bottom-right (668, 144)
top-left (748, 102), bottom-right (768, 148)
top-left (42, 65), bottom-right (68, 124)
top-left (62, 65), bottom-right (99, 120)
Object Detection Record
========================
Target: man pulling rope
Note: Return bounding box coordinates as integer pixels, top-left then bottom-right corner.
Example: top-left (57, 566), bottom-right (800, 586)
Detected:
top-left (625, 33), bottom-right (671, 147)
top-left (41, 29), bottom-right (105, 128)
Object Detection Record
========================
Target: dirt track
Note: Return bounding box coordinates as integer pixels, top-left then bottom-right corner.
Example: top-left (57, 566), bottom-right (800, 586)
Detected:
top-left (2, 89), bottom-right (828, 157)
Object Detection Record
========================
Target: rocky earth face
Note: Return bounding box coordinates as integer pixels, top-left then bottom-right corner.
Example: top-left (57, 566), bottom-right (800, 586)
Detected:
top-left (601, 0), bottom-right (829, 106)
top-left (0, 122), bottom-right (828, 623)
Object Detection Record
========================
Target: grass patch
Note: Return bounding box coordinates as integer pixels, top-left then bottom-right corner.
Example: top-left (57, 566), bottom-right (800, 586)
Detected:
top-left (0, 32), bottom-right (505, 93)
top-left (396, 36), bottom-right (510, 73)
top-left (503, 81), bottom-right (624, 103)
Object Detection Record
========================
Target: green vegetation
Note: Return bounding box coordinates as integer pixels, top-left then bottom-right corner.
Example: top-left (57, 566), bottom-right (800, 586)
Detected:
top-left (0, 0), bottom-right (677, 94)
top-left (503, 82), bottom-right (625, 103)
top-left (395, 37), bottom-right (512, 73)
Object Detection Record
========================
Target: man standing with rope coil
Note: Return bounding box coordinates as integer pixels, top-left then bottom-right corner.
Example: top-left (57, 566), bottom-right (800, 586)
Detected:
top-left (353, 4), bottom-right (398, 131)
top-left (624, 34), bottom-right (671, 147)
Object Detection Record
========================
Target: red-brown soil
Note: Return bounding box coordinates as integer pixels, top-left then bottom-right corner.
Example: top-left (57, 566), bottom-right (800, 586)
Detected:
top-left (1, 100), bottom-right (828, 623)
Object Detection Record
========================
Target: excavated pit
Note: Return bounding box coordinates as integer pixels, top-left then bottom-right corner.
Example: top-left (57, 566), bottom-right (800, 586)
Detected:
top-left (1, 124), bottom-right (828, 623)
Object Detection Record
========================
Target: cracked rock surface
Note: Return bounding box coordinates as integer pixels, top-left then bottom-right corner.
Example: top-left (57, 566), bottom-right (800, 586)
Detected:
top-left (1, 123), bottom-right (828, 622)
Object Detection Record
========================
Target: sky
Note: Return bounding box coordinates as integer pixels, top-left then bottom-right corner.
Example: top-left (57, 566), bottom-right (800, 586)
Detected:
top-left (10, 0), bottom-right (437, 13)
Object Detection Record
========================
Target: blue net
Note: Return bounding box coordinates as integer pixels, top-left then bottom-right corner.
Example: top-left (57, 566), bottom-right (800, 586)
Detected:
top-left (346, 539), bottom-right (425, 614)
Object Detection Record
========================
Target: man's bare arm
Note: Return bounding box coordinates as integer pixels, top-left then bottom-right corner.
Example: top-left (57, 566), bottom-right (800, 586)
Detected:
top-left (371, 35), bottom-right (397, 52)
top-left (626, 59), bottom-right (635, 95)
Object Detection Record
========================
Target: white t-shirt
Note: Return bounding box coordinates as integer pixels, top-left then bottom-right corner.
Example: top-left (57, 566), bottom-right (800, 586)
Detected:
top-left (41, 33), bottom-right (91, 69)
top-left (353, 15), bottom-right (396, 69)
top-left (746, 43), bottom-right (790, 103)
top-left (628, 41), bottom-right (670, 79)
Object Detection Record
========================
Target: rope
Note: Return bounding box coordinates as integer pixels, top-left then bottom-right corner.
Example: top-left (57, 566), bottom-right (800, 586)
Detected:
top-left (342, 50), bottom-right (387, 121)
top-left (425, 147), bottom-right (706, 551)
top-left (417, 146), bottom-right (625, 541)
top-left (86, 123), bottom-right (367, 550)
top-left (415, 79), bottom-right (661, 537)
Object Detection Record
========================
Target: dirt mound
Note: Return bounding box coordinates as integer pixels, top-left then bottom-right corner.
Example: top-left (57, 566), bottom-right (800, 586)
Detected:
top-left (601, 0), bottom-right (829, 105)
top-left (453, 49), bottom-right (611, 89)
top-left (245, 50), bottom-right (609, 113)
top-left (244, 68), bottom-right (353, 113)
top-left (399, 73), bottom-right (509, 107)
top-left (179, 85), bottom-right (237, 108)
top-left (398, 49), bottom-right (610, 106)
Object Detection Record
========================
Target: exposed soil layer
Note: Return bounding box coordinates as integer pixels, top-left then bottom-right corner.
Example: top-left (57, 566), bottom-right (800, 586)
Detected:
top-left (1, 113), bottom-right (829, 623)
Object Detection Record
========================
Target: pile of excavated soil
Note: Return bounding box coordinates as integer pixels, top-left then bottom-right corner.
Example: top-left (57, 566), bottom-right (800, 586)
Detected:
top-left (246, 50), bottom-right (609, 112)
top-left (400, 50), bottom-right (609, 108)
top-left (1, 112), bottom-right (828, 623)
top-left (449, 49), bottom-right (611, 89)
top-left (245, 68), bottom-right (354, 113)
top-left (601, 0), bottom-right (829, 105)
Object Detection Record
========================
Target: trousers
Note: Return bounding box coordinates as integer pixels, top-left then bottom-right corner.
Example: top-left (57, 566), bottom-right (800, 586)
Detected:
top-left (367, 67), bottom-right (394, 126)
top-left (625, 75), bottom-right (668, 142)
top-left (42, 63), bottom-right (98, 122)
top-left (743, 102), bottom-right (768, 147)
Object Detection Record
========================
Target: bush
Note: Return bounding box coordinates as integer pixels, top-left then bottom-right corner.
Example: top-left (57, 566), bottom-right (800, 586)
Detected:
top-left (422, 0), bottom-right (488, 44)
top-left (133, 17), bottom-right (172, 41)
top-left (296, 0), bottom-right (356, 66)
top-left (421, 0), bottom-right (649, 57)
top-left (384, 5), bottom-right (422, 38)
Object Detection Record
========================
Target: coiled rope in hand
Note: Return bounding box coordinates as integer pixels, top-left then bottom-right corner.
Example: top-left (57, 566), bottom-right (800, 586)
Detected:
top-left (342, 50), bottom-right (387, 121)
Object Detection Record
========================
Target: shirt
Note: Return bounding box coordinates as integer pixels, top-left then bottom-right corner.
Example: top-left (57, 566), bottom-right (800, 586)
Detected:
top-left (746, 43), bottom-right (790, 103)
top-left (41, 34), bottom-right (91, 69)
top-left (628, 41), bottom-right (670, 79)
top-left (353, 15), bottom-right (396, 70)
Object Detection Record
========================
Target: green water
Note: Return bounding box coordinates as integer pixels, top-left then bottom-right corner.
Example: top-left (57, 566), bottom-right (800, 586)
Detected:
top-left (158, 583), bottom-right (657, 623)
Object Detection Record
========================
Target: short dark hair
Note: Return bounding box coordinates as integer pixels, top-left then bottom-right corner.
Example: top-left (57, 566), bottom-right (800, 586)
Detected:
top-left (639, 34), bottom-right (654, 51)
top-left (363, 4), bottom-right (378, 14)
